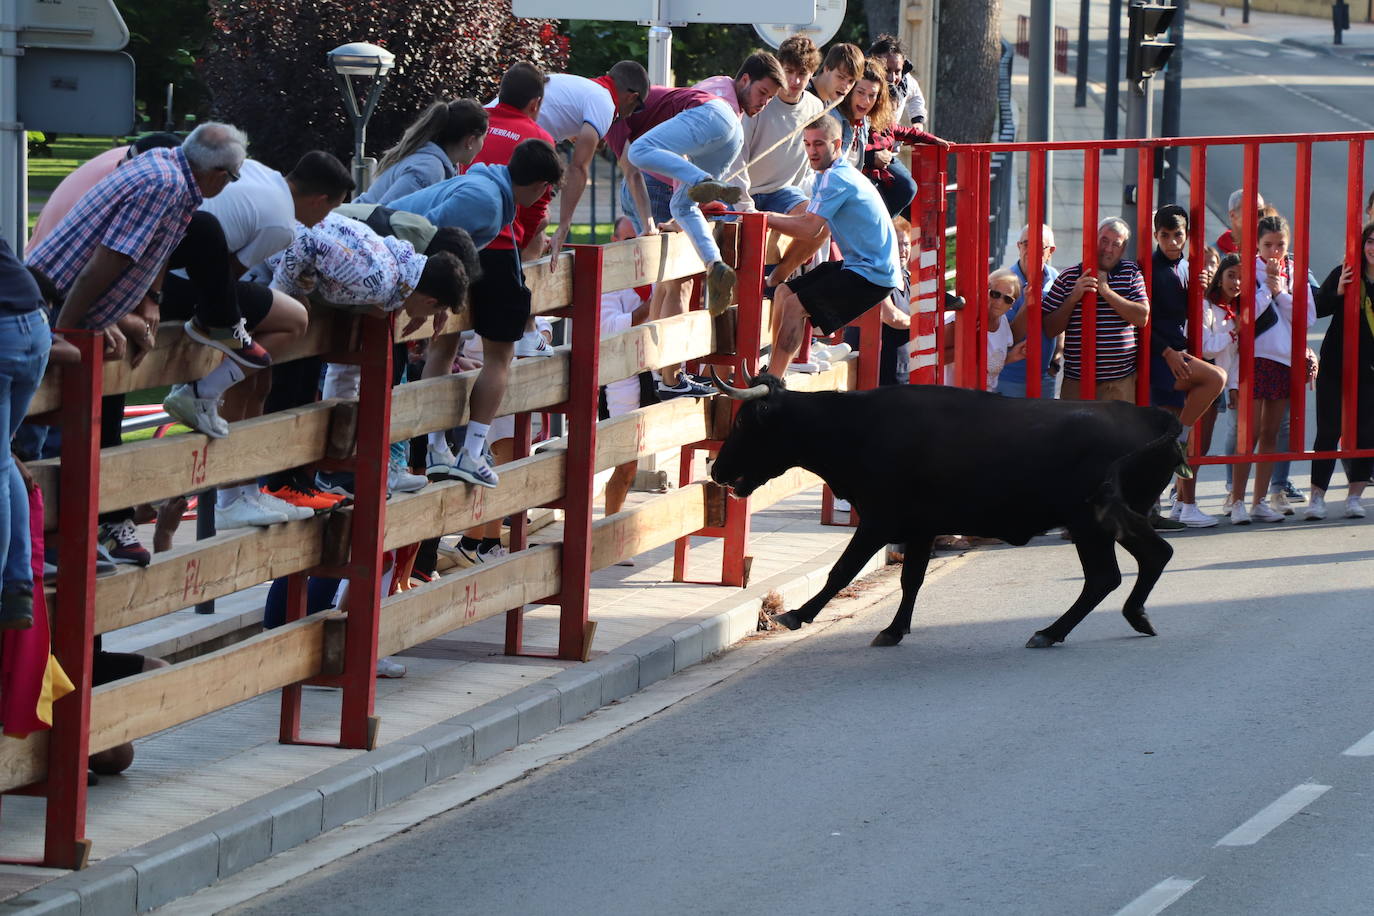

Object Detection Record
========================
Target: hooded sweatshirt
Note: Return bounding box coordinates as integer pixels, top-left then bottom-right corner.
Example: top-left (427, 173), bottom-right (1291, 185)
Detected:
top-left (387, 163), bottom-right (515, 251)
top-left (356, 142), bottom-right (457, 206)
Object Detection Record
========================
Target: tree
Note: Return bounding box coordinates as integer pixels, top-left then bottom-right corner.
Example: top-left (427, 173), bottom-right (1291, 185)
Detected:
top-left (201, 0), bottom-right (569, 172)
top-left (121, 0), bottom-right (215, 127)
top-left (933, 0), bottom-right (1002, 143)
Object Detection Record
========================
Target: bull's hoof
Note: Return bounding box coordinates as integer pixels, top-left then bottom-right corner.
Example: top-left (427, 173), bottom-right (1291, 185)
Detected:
top-left (771, 610), bottom-right (803, 631)
top-left (871, 630), bottom-right (903, 647)
top-left (1123, 608), bottom-right (1157, 637)
top-left (1025, 631), bottom-right (1061, 649)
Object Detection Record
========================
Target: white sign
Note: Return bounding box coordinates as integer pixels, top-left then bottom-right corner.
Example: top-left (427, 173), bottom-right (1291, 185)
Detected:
top-left (18, 0), bottom-right (128, 52)
top-left (754, 0), bottom-right (845, 49)
top-left (514, 0), bottom-right (814, 25)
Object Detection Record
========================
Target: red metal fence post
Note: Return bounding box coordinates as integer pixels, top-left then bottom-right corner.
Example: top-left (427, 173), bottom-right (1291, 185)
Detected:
top-left (1136, 145), bottom-right (1155, 405)
top-left (1236, 142), bottom-right (1261, 453)
top-left (338, 315), bottom-right (392, 750)
top-left (911, 146), bottom-right (946, 385)
top-left (1341, 140), bottom-right (1363, 452)
top-left (1187, 143), bottom-right (1208, 459)
top-left (1025, 151), bottom-right (1047, 399)
top-left (1291, 141), bottom-right (1314, 454)
top-left (1080, 148), bottom-right (1101, 400)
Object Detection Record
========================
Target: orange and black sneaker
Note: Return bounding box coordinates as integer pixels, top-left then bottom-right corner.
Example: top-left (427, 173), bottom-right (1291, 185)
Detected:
top-left (263, 483), bottom-right (346, 514)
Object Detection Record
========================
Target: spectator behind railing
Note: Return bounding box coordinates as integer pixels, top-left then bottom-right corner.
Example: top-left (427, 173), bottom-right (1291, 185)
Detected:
top-left (1001, 223), bottom-right (1062, 399)
top-left (869, 34), bottom-right (928, 128)
top-left (1199, 252), bottom-right (1243, 498)
top-left (356, 98), bottom-right (489, 207)
top-left (1305, 221), bottom-right (1374, 521)
top-left (1041, 216), bottom-right (1150, 404)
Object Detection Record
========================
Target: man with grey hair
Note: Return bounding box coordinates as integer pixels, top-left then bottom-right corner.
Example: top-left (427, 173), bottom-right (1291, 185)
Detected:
top-left (1218, 187), bottom-right (1264, 256)
top-left (998, 223), bottom-right (1063, 398)
top-left (1041, 215), bottom-right (1149, 403)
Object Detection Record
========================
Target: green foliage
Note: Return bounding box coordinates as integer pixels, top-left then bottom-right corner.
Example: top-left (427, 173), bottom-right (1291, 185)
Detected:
top-left (201, 0), bottom-right (570, 172)
top-left (121, 0), bottom-right (215, 127)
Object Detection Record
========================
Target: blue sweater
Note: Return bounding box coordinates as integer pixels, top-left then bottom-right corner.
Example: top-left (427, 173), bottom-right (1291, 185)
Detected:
top-left (386, 163), bottom-right (514, 250)
top-left (356, 142), bottom-right (456, 206)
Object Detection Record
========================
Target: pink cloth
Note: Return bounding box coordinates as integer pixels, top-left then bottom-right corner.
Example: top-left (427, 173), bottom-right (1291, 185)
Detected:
top-left (692, 76), bottom-right (743, 117)
top-left (27, 145), bottom-right (129, 249)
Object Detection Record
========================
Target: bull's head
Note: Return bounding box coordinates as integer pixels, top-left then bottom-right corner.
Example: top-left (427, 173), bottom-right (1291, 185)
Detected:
top-left (709, 370), bottom-right (793, 498)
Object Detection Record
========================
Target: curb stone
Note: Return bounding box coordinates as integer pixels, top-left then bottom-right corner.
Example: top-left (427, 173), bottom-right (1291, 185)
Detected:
top-left (4, 547), bottom-right (887, 914)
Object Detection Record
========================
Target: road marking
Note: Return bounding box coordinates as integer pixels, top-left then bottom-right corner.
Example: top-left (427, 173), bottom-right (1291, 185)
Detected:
top-left (1235, 47), bottom-right (1271, 57)
top-left (1113, 876), bottom-right (1202, 916)
top-left (1215, 782), bottom-right (1331, 846)
top-left (1342, 728), bottom-right (1374, 756)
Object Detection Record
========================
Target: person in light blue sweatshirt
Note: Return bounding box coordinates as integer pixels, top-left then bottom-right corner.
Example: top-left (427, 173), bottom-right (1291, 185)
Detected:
top-left (387, 138), bottom-right (564, 489)
top-left (356, 99), bottom-right (489, 206)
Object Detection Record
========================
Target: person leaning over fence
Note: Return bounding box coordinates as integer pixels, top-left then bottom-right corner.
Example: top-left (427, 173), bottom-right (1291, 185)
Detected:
top-left (761, 116), bottom-right (901, 379)
top-left (1227, 214), bottom-right (1317, 526)
top-left (1304, 222), bottom-right (1374, 521)
top-left (850, 59), bottom-right (950, 217)
top-left (356, 98), bottom-right (489, 206)
top-left (1041, 216), bottom-right (1149, 404)
top-left (535, 62), bottom-right (650, 268)
top-left (1147, 205), bottom-right (1226, 529)
top-left (1000, 224), bottom-right (1063, 398)
top-left (387, 138), bottom-right (564, 489)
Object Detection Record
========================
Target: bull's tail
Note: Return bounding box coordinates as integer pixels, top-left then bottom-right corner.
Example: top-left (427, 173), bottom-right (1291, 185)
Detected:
top-left (1090, 416), bottom-right (1185, 538)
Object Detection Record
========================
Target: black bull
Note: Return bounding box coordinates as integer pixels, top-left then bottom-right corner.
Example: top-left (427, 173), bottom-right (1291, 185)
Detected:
top-left (708, 374), bottom-right (1184, 648)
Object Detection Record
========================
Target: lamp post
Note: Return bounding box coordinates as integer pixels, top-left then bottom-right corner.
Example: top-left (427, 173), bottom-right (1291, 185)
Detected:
top-left (327, 41), bottom-right (395, 194)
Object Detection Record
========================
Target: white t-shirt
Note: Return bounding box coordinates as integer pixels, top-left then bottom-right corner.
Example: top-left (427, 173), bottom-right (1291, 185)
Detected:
top-left (600, 287), bottom-right (647, 417)
top-left (986, 315), bottom-right (1014, 389)
top-left (199, 159), bottom-right (295, 270)
top-left (537, 74), bottom-right (616, 142)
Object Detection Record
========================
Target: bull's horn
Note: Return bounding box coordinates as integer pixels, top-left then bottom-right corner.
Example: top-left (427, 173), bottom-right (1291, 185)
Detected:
top-left (710, 367), bottom-right (769, 401)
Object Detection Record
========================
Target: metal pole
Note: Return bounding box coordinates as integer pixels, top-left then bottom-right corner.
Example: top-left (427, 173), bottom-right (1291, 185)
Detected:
top-left (1243, 0), bottom-right (1250, 23)
top-left (1, 0), bottom-right (24, 250)
top-left (1075, 0), bottom-right (1091, 107)
top-left (1160, 1), bottom-right (1185, 203)
top-left (647, 24), bottom-right (672, 86)
top-left (1028, 0), bottom-right (1055, 219)
top-left (1122, 80), bottom-right (1153, 256)
top-left (1105, 0), bottom-right (1123, 152)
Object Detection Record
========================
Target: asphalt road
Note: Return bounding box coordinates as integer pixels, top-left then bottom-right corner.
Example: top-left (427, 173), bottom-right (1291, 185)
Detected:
top-left (231, 509), bottom-right (1374, 916)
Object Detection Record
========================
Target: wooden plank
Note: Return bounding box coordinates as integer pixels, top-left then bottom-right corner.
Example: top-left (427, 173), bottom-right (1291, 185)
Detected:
top-left (29, 400), bottom-right (343, 521)
top-left (86, 614), bottom-right (329, 753)
top-left (92, 515), bottom-right (327, 635)
top-left (377, 545), bottom-right (560, 657)
top-left (589, 483), bottom-right (709, 571)
top-left (394, 254), bottom-right (575, 344)
top-left (0, 733), bottom-right (46, 793)
top-left (597, 309), bottom-right (718, 389)
top-left (748, 467), bottom-right (823, 512)
top-left (599, 232), bottom-right (705, 295)
top-left (387, 355), bottom-right (568, 444)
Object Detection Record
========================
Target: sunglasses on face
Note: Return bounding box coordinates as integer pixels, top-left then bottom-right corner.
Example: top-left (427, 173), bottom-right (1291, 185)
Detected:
top-left (988, 289), bottom-right (1015, 302)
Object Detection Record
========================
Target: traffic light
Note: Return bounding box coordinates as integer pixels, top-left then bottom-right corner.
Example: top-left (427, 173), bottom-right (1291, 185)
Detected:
top-left (1127, 0), bottom-right (1176, 86)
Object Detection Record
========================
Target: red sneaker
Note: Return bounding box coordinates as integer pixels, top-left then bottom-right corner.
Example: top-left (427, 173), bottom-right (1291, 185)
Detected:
top-left (184, 317), bottom-right (272, 370)
top-left (263, 484), bottom-right (346, 513)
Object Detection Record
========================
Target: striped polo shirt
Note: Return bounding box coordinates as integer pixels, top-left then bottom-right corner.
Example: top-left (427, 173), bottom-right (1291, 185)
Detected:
top-left (1042, 259), bottom-right (1147, 381)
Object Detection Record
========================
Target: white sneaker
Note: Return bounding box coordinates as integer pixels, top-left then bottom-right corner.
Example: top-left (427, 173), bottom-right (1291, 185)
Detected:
top-left (375, 656), bottom-right (407, 678)
top-left (1229, 502), bottom-right (1251, 526)
top-left (452, 449), bottom-right (499, 488)
top-left (514, 330), bottom-right (555, 358)
top-left (216, 494), bottom-right (288, 529)
top-left (1303, 494), bottom-right (1327, 520)
top-left (427, 444), bottom-right (461, 481)
top-left (1169, 501), bottom-right (1183, 521)
top-left (1251, 499), bottom-right (1285, 523)
top-left (1178, 502), bottom-right (1219, 528)
top-left (253, 489), bottom-right (313, 522)
top-left (388, 457), bottom-right (428, 493)
top-left (788, 358), bottom-right (830, 374)
top-left (1268, 490), bottom-right (1294, 515)
top-left (1221, 495), bottom-right (1237, 514)
top-left (163, 383), bottom-right (229, 438)
top-left (477, 543), bottom-right (509, 562)
top-left (1345, 497), bottom-right (1367, 519)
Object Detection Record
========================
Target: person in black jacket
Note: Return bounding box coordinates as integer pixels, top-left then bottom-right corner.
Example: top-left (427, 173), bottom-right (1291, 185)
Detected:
top-left (1303, 221), bottom-right (1374, 521)
top-left (1149, 205), bottom-right (1226, 528)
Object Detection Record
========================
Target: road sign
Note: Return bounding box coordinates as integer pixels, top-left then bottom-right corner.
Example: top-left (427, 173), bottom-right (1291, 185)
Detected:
top-left (753, 0), bottom-right (843, 49)
top-left (17, 0), bottom-right (129, 51)
top-left (513, 0), bottom-right (813, 25)
top-left (17, 49), bottom-right (135, 135)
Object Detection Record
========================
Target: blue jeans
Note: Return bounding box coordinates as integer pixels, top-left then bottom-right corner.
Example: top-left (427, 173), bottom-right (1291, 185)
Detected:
top-left (877, 157), bottom-right (917, 216)
top-left (618, 173), bottom-right (674, 234)
top-left (752, 185), bottom-right (808, 215)
top-left (628, 99), bottom-right (743, 267)
top-left (0, 309), bottom-right (52, 593)
top-left (996, 372), bottom-right (1061, 399)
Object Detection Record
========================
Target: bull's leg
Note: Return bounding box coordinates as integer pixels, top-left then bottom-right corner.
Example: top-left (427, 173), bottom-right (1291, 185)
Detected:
top-left (771, 525), bottom-right (886, 631)
top-left (1115, 513), bottom-right (1173, 637)
top-left (1026, 532), bottom-right (1122, 648)
top-left (872, 534), bottom-right (935, 647)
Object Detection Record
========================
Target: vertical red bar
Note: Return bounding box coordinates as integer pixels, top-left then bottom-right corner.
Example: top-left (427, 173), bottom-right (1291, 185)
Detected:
top-left (1341, 140), bottom-right (1362, 454)
top-left (1237, 143), bottom-right (1260, 453)
top-left (954, 149), bottom-right (978, 388)
top-left (719, 212), bottom-right (767, 586)
top-left (1291, 141), bottom-right (1314, 455)
top-left (503, 412), bottom-right (535, 653)
top-left (45, 330), bottom-right (101, 869)
top-left (556, 244), bottom-right (603, 659)
top-left (1136, 145), bottom-right (1155, 405)
top-left (278, 571), bottom-right (308, 743)
top-left (1081, 148), bottom-right (1101, 400)
top-left (1187, 144), bottom-right (1209, 459)
top-left (338, 315), bottom-right (392, 749)
top-left (911, 147), bottom-right (947, 385)
top-left (1025, 149), bottom-right (1046, 399)
top-left (974, 150), bottom-right (993, 389)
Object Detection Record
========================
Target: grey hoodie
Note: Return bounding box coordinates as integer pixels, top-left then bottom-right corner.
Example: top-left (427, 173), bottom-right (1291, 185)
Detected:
top-left (355, 142), bottom-right (457, 206)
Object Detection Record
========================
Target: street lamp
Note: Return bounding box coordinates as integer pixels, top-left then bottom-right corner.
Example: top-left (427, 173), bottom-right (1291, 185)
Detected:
top-left (328, 41), bottom-right (395, 194)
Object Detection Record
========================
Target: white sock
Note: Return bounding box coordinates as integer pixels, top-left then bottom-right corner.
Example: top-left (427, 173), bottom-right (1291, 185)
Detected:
top-left (428, 431), bottom-right (450, 454)
top-left (462, 422), bottom-right (490, 460)
top-left (216, 484), bottom-right (253, 509)
top-left (195, 360), bottom-right (246, 400)
top-left (1177, 426), bottom-right (1190, 444)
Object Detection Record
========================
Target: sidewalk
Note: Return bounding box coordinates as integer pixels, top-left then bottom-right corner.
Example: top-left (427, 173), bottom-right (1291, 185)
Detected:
top-left (1186, 3), bottom-right (1374, 62)
top-left (0, 481), bottom-right (905, 913)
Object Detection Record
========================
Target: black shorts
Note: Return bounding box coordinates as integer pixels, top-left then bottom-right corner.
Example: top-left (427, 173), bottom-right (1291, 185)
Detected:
top-left (161, 273), bottom-right (274, 331)
top-left (783, 261), bottom-right (894, 336)
top-left (470, 246), bottom-right (531, 343)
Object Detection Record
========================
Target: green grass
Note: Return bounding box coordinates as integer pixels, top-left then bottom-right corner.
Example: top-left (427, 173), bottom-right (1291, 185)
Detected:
top-left (27, 135), bottom-right (124, 193)
top-left (566, 223), bottom-right (619, 245)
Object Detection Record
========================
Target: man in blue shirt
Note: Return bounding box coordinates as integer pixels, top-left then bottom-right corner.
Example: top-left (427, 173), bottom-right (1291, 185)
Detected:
top-left (763, 116), bottom-right (901, 379)
top-left (387, 139), bottom-right (563, 488)
top-left (999, 223), bottom-right (1062, 398)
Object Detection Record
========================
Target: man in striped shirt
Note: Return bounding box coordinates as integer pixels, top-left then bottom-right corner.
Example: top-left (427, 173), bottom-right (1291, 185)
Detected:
top-left (1041, 216), bottom-right (1150, 403)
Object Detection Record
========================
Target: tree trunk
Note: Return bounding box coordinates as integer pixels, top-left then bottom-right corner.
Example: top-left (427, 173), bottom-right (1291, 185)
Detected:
top-left (934, 0), bottom-right (1002, 143)
top-left (865, 0), bottom-right (901, 40)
